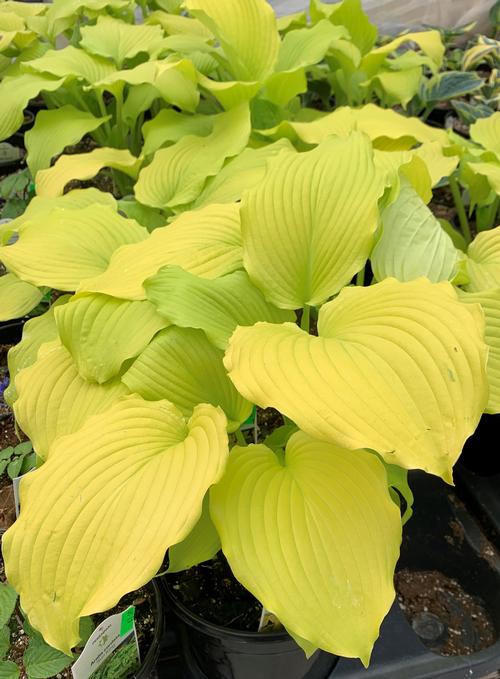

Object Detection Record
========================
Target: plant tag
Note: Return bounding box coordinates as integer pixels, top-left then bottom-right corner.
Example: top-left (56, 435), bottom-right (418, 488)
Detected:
top-left (240, 405), bottom-right (257, 431)
top-left (72, 606), bottom-right (140, 679)
top-left (258, 606), bottom-right (283, 633)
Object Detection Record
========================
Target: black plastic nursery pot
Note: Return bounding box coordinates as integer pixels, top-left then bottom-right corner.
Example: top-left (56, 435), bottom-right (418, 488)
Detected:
top-left (0, 319), bottom-right (27, 345)
top-left (161, 580), bottom-right (338, 679)
top-left (158, 472), bottom-right (500, 679)
top-left (136, 579), bottom-right (164, 679)
top-left (455, 414), bottom-right (500, 552)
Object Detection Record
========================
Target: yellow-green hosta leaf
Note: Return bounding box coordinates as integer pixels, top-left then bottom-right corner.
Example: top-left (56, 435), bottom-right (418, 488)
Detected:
top-left (415, 141), bottom-right (459, 187)
top-left (145, 267), bottom-right (294, 350)
top-left (310, 0), bottom-right (377, 55)
top-left (25, 105), bottom-right (110, 177)
top-left (224, 278), bottom-right (488, 481)
top-left (469, 111), bottom-right (500, 157)
top-left (1, 188), bottom-right (117, 245)
top-left (196, 74), bottom-right (261, 110)
top-left (54, 294), bottom-right (167, 383)
top-left (35, 148), bottom-right (142, 198)
top-left (372, 183), bottom-right (459, 283)
top-left (241, 132), bottom-right (385, 309)
top-left (13, 342), bottom-right (129, 460)
top-left (3, 397), bottom-right (228, 654)
top-left (467, 161), bottom-right (500, 195)
top-left (142, 109), bottom-right (213, 157)
top-left (274, 19), bottom-right (348, 72)
top-left (362, 30), bottom-right (444, 76)
top-left (373, 149), bottom-right (432, 204)
top-left (135, 104), bottom-right (250, 210)
top-left (0, 72), bottom-right (64, 141)
top-left (146, 11), bottom-right (213, 38)
top-left (79, 15), bottom-right (164, 68)
top-left (0, 12), bottom-right (35, 53)
top-left (0, 2), bottom-right (46, 18)
top-left (370, 66), bottom-right (422, 108)
top-left (259, 103), bottom-right (448, 149)
top-left (24, 45), bottom-right (115, 82)
top-left (0, 205), bottom-right (147, 290)
top-left (45, 0), bottom-right (132, 25)
top-left (122, 326), bottom-right (251, 432)
top-left (210, 432), bottom-right (401, 664)
top-left (90, 59), bottom-right (199, 113)
top-left (185, 0), bottom-right (279, 81)
top-left (4, 298), bottom-right (68, 407)
top-left (193, 139), bottom-right (294, 208)
top-left (465, 227), bottom-right (500, 292)
top-left (458, 288), bottom-right (500, 414)
top-left (167, 493), bottom-right (220, 573)
top-left (0, 273), bottom-right (42, 322)
top-left (81, 203), bottom-right (242, 300)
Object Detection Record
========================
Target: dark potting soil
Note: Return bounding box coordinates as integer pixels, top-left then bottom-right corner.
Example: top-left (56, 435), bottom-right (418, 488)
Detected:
top-left (395, 569), bottom-right (496, 656)
top-left (169, 552), bottom-right (263, 632)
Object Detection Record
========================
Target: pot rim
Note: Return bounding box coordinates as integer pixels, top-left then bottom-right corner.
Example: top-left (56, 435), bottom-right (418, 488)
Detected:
top-left (162, 577), bottom-right (292, 643)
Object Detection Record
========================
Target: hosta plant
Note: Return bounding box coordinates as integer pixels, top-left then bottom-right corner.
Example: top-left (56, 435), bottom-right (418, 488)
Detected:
top-left (1, 129), bottom-right (498, 666)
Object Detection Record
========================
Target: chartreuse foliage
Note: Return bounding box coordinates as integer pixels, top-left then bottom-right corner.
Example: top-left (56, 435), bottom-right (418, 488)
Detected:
top-left (1, 126), bottom-right (494, 668)
top-left (0, 0), bottom-right (452, 216)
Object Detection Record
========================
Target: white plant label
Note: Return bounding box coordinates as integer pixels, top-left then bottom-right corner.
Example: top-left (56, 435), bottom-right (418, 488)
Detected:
top-left (72, 606), bottom-right (140, 679)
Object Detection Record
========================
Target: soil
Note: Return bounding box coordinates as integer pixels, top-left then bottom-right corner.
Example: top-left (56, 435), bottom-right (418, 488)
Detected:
top-left (169, 552), bottom-right (263, 632)
top-left (395, 569), bottom-right (496, 656)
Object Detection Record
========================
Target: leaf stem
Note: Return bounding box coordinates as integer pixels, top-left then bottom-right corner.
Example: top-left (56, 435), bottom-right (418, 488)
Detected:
top-left (356, 266), bottom-right (365, 286)
top-left (300, 305), bottom-right (310, 332)
top-left (235, 429), bottom-right (247, 447)
top-left (449, 175), bottom-right (472, 244)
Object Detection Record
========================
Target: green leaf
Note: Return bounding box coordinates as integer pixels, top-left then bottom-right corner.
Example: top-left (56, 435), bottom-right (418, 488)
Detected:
top-left (0, 583), bottom-right (17, 628)
top-left (452, 100), bottom-right (495, 126)
top-left (116, 199), bottom-right (165, 231)
top-left (79, 15), bottom-right (164, 68)
top-left (0, 626), bottom-right (11, 659)
top-left (122, 326), bottom-right (251, 432)
top-left (385, 463), bottom-right (414, 525)
top-left (224, 278), bottom-right (488, 481)
top-left (54, 294), bottom-right (167, 383)
top-left (78, 618), bottom-right (95, 647)
top-left (25, 106), bottom-right (110, 177)
top-left (210, 432), bottom-right (401, 664)
top-left (421, 71), bottom-right (484, 103)
top-left (80, 203), bottom-right (243, 300)
top-left (0, 661), bottom-right (19, 679)
top-left (185, 0), bottom-right (279, 81)
top-left (7, 457), bottom-right (24, 481)
top-left (24, 621), bottom-right (72, 678)
top-left (241, 132), bottom-right (385, 309)
top-left (263, 424), bottom-right (298, 452)
top-left (371, 182), bottom-right (459, 283)
top-left (167, 493), bottom-right (220, 573)
top-left (135, 104), bottom-right (250, 210)
top-left (145, 267), bottom-right (294, 349)
top-left (0, 274), bottom-right (42, 323)
top-left (439, 219), bottom-right (467, 252)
